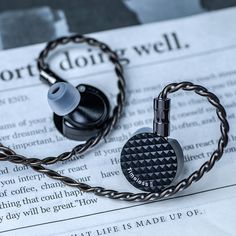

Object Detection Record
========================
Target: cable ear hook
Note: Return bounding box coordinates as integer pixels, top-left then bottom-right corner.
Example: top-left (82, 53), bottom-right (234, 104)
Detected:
top-left (119, 82), bottom-right (229, 196)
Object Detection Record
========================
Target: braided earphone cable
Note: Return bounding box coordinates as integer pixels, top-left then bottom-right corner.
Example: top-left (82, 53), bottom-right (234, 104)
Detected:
top-left (0, 81), bottom-right (229, 202)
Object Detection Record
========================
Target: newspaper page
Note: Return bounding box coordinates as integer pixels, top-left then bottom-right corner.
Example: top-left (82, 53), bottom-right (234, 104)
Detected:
top-left (0, 7), bottom-right (236, 236)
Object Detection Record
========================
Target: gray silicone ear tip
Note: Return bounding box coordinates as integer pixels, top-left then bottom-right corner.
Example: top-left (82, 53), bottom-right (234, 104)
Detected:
top-left (47, 82), bottom-right (81, 116)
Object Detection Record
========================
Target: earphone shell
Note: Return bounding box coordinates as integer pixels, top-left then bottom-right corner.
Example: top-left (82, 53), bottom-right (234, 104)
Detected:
top-left (53, 84), bottom-right (110, 141)
top-left (120, 132), bottom-right (183, 193)
top-left (133, 128), bottom-right (184, 179)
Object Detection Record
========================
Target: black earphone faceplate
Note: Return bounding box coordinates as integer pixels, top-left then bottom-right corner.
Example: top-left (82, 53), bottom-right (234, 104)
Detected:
top-left (53, 84), bottom-right (110, 141)
top-left (120, 132), bottom-right (180, 193)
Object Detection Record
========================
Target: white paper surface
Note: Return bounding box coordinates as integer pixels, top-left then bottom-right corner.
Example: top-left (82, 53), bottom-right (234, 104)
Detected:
top-left (0, 7), bottom-right (236, 236)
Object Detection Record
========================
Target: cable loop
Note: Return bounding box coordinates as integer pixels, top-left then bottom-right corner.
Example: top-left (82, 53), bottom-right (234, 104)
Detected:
top-left (6, 34), bottom-right (125, 166)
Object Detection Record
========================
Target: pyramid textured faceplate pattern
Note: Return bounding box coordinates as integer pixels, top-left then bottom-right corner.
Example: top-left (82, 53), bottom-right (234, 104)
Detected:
top-left (121, 133), bottom-right (178, 193)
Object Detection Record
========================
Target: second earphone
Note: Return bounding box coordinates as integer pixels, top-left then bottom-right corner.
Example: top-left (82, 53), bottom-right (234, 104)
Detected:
top-left (47, 80), bottom-right (110, 141)
top-left (120, 96), bottom-right (184, 193)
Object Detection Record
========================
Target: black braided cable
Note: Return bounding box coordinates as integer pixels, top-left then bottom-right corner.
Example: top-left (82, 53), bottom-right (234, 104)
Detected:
top-left (0, 81), bottom-right (229, 202)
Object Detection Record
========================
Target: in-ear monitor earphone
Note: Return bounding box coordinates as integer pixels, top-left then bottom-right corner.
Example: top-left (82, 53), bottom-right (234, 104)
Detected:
top-left (120, 97), bottom-right (184, 192)
top-left (47, 80), bottom-right (110, 141)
